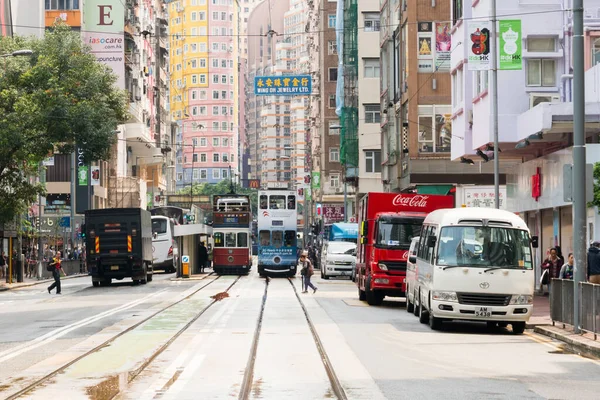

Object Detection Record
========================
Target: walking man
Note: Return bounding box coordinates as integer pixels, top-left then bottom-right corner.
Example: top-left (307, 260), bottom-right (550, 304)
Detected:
top-left (299, 250), bottom-right (317, 294)
top-left (48, 251), bottom-right (67, 295)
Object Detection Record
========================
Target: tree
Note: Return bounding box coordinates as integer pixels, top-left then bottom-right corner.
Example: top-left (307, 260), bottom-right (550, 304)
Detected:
top-left (589, 162), bottom-right (600, 210)
top-left (178, 181), bottom-right (258, 215)
top-left (0, 24), bottom-right (128, 224)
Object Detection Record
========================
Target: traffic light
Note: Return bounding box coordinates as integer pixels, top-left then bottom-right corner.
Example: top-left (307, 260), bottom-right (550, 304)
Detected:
top-left (81, 223), bottom-right (86, 240)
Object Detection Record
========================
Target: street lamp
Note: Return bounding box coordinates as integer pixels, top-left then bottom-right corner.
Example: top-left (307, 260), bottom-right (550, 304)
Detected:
top-left (0, 49), bottom-right (34, 58)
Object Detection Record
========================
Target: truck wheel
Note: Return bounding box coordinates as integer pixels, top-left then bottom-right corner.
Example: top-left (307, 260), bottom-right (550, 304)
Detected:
top-left (358, 287), bottom-right (366, 301)
top-left (418, 292), bottom-right (429, 324)
top-left (92, 281), bottom-right (100, 287)
top-left (100, 278), bottom-right (111, 287)
top-left (146, 274), bottom-right (152, 282)
top-left (512, 322), bottom-right (526, 334)
top-left (366, 277), bottom-right (383, 306)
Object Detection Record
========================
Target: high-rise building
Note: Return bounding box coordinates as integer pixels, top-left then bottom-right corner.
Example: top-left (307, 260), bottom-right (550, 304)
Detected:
top-left (171, 0), bottom-right (239, 190)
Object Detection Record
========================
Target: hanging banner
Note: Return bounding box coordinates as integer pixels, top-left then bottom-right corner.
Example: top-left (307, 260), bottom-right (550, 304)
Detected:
top-left (417, 21), bottom-right (433, 73)
top-left (76, 147), bottom-right (89, 214)
top-left (468, 21), bottom-right (491, 71)
top-left (311, 172), bottom-right (321, 189)
top-left (91, 166), bottom-right (101, 186)
top-left (434, 22), bottom-right (452, 71)
top-left (499, 20), bottom-right (522, 70)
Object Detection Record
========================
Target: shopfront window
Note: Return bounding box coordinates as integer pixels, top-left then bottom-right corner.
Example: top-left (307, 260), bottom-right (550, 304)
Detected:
top-left (418, 105), bottom-right (451, 153)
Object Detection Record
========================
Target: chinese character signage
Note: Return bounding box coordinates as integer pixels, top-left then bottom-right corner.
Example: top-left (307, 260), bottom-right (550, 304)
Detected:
top-left (254, 75), bottom-right (312, 96)
top-left (323, 204), bottom-right (345, 225)
top-left (468, 21), bottom-right (491, 71)
top-left (499, 20), bottom-right (522, 70)
top-left (463, 186), bottom-right (507, 209)
top-left (83, 0), bottom-right (125, 89)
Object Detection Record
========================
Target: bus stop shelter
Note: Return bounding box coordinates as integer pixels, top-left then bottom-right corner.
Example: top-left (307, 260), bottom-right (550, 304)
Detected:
top-left (173, 223), bottom-right (213, 278)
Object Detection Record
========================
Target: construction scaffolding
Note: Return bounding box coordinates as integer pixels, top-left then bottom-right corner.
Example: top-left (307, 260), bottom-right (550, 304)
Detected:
top-left (341, 0), bottom-right (359, 177)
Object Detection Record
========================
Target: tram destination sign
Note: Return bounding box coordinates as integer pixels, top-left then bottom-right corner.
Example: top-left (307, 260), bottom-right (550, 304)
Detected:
top-left (213, 213), bottom-right (250, 227)
top-left (254, 75), bottom-right (312, 96)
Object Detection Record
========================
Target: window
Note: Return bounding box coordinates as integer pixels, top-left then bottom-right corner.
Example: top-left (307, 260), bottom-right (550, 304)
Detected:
top-left (269, 195), bottom-right (286, 210)
top-left (192, 153), bottom-right (198, 162)
top-left (213, 153), bottom-right (220, 162)
top-left (221, 75), bottom-right (227, 84)
top-left (199, 12), bottom-right (206, 20)
top-left (213, 121), bottom-right (220, 131)
top-left (200, 90), bottom-right (207, 100)
top-left (213, 74), bottom-right (219, 84)
top-left (192, 75), bottom-right (198, 84)
top-left (452, 68), bottom-right (464, 104)
top-left (191, 106), bottom-right (198, 116)
top-left (328, 41), bottom-right (337, 55)
top-left (418, 105), bottom-right (452, 153)
top-left (191, 44), bottom-right (197, 52)
top-left (200, 169), bottom-right (207, 179)
top-left (222, 90), bottom-right (227, 99)
top-left (222, 169), bottom-right (229, 179)
top-left (222, 106), bottom-right (228, 115)
top-left (200, 153), bottom-right (207, 162)
top-left (200, 138), bottom-right (207, 147)
top-left (328, 95), bottom-right (336, 108)
top-left (474, 70), bottom-right (489, 95)
top-left (452, 0), bottom-right (463, 25)
top-left (329, 147), bottom-right (340, 162)
top-left (191, 12), bottom-right (197, 21)
top-left (45, 0), bottom-right (80, 10)
top-left (237, 233), bottom-right (248, 248)
top-left (363, 58), bottom-right (380, 78)
top-left (364, 13), bottom-right (380, 32)
top-left (259, 195), bottom-right (268, 209)
top-left (329, 121), bottom-right (340, 135)
top-left (231, 153), bottom-right (235, 161)
top-left (213, 137), bottom-right (220, 147)
top-left (527, 59), bottom-right (556, 87)
top-left (212, 58), bottom-right (219, 68)
top-left (330, 173), bottom-right (340, 188)
top-left (193, 169), bottom-right (199, 180)
top-left (364, 104), bottom-right (380, 124)
top-left (199, 106), bottom-right (207, 115)
top-left (527, 37), bottom-right (556, 52)
top-left (222, 137), bottom-right (229, 147)
top-left (192, 137), bottom-right (199, 147)
top-left (259, 230), bottom-right (270, 246)
top-left (221, 121), bottom-right (228, 131)
top-left (191, 90), bottom-right (197, 100)
top-left (212, 11), bottom-right (219, 20)
top-left (200, 74), bottom-right (206, 84)
top-left (328, 67), bottom-right (338, 81)
top-left (222, 60), bottom-right (228, 68)
top-left (190, 59), bottom-right (197, 69)
top-left (213, 91), bottom-right (219, 99)
top-left (213, 169), bottom-right (221, 179)
top-left (212, 106), bottom-right (219, 115)
top-left (365, 150), bottom-right (382, 173)
top-left (222, 153), bottom-right (229, 162)
top-left (328, 14), bottom-right (336, 28)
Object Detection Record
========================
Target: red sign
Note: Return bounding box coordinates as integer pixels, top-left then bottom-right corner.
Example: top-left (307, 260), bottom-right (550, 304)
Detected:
top-left (248, 179), bottom-right (260, 189)
top-left (360, 192), bottom-right (455, 222)
top-left (531, 168), bottom-right (541, 201)
top-left (392, 194), bottom-right (430, 208)
top-left (323, 204), bottom-right (345, 225)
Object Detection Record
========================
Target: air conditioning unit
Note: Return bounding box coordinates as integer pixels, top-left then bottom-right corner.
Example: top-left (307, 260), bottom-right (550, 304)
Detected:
top-left (530, 93), bottom-right (560, 109)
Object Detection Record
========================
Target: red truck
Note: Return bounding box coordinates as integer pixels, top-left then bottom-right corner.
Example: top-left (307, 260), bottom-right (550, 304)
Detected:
top-left (356, 193), bottom-right (454, 305)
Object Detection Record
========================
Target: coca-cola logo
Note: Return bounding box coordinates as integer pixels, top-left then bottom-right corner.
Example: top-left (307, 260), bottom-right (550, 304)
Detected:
top-left (401, 251), bottom-right (409, 260)
top-left (392, 194), bottom-right (429, 208)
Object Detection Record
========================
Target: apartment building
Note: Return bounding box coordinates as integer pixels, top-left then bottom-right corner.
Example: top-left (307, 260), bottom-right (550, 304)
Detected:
top-left (451, 0), bottom-right (600, 280)
top-left (171, 0), bottom-right (239, 190)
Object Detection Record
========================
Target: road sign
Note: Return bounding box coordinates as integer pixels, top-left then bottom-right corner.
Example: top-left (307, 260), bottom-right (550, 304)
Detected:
top-left (181, 255), bottom-right (190, 263)
top-left (563, 163), bottom-right (593, 202)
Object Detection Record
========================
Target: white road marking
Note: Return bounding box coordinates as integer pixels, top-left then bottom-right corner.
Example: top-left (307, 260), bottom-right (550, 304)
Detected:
top-left (0, 288), bottom-right (169, 363)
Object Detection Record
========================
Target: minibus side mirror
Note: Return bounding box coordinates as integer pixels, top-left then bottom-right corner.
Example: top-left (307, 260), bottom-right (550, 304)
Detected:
top-left (531, 236), bottom-right (539, 248)
top-left (409, 255), bottom-right (417, 264)
top-left (427, 236), bottom-right (437, 247)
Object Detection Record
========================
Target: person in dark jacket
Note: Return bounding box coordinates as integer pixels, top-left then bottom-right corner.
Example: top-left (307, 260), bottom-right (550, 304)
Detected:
top-left (198, 241), bottom-right (209, 274)
top-left (587, 241), bottom-right (600, 284)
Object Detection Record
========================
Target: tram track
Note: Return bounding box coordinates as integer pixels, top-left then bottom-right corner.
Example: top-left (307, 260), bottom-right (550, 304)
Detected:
top-left (3, 273), bottom-right (243, 400)
top-left (238, 276), bottom-right (347, 400)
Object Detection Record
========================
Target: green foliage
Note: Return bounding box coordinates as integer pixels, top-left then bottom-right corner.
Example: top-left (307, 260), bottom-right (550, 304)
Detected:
top-left (178, 180), bottom-right (258, 215)
top-left (0, 24), bottom-right (128, 224)
top-left (589, 162), bottom-right (600, 209)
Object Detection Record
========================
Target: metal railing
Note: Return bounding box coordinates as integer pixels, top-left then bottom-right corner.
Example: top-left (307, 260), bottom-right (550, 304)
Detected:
top-left (550, 278), bottom-right (600, 340)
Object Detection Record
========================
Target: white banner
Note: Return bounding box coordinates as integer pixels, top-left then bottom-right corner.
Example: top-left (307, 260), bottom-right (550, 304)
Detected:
top-left (467, 21), bottom-right (491, 71)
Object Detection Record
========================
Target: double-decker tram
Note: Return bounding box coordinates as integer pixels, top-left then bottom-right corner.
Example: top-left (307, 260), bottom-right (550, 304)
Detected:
top-left (211, 194), bottom-right (253, 275)
top-left (257, 190), bottom-right (298, 277)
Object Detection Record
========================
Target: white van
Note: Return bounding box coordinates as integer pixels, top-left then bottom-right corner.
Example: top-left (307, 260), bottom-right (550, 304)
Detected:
top-left (152, 216), bottom-right (178, 273)
top-left (410, 207), bottom-right (538, 334)
top-left (321, 241), bottom-right (357, 279)
top-left (405, 236), bottom-right (420, 314)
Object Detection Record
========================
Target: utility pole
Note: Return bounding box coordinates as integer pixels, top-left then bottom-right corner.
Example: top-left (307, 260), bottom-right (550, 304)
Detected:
top-left (572, 0), bottom-right (586, 334)
top-left (155, 17), bottom-right (162, 150)
top-left (491, 0), bottom-right (500, 209)
top-left (70, 151), bottom-right (76, 252)
top-left (38, 165), bottom-right (44, 279)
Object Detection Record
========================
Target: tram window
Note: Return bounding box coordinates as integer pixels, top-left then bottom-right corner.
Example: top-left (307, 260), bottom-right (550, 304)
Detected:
top-left (270, 195), bottom-right (286, 210)
top-left (260, 195), bottom-right (268, 210)
top-left (284, 231), bottom-right (296, 247)
top-left (259, 230), bottom-right (270, 246)
top-left (272, 231), bottom-right (283, 248)
top-left (214, 232), bottom-right (224, 247)
top-left (237, 232), bottom-right (248, 248)
top-left (225, 232), bottom-right (236, 247)
top-left (287, 196), bottom-right (296, 210)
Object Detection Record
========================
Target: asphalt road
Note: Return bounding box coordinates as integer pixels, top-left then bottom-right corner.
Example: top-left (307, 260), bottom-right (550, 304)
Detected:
top-left (1, 268), bottom-right (599, 400)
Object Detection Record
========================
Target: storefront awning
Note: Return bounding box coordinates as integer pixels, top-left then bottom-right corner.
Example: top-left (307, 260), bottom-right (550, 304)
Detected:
top-left (416, 185), bottom-right (454, 195)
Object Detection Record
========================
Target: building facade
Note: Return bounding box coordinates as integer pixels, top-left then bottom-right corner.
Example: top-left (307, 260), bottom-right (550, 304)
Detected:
top-left (171, 0), bottom-right (238, 190)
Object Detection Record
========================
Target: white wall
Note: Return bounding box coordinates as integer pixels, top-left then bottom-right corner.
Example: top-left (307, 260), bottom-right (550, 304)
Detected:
top-left (12, 0), bottom-right (44, 37)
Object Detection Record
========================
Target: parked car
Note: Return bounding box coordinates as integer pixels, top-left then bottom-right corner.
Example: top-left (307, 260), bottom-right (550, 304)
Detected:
top-left (405, 236), bottom-right (420, 313)
top-left (321, 241), bottom-right (356, 280)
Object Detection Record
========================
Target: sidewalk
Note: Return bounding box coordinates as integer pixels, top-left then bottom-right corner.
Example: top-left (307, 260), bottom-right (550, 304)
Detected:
top-left (527, 294), bottom-right (552, 327)
top-left (0, 274), bottom-right (87, 291)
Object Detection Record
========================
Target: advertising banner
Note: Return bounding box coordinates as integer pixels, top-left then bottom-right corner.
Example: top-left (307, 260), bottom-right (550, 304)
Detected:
top-left (434, 22), bottom-right (452, 72)
top-left (91, 166), bottom-right (101, 185)
top-left (323, 204), bottom-right (345, 225)
top-left (417, 21), bottom-right (433, 73)
top-left (463, 186), bottom-right (507, 209)
top-left (83, 0), bottom-right (125, 89)
top-left (75, 146), bottom-right (89, 214)
top-left (311, 172), bottom-right (321, 189)
top-left (468, 21), bottom-right (491, 71)
top-left (499, 20), bottom-right (522, 70)
top-left (254, 75), bottom-right (312, 96)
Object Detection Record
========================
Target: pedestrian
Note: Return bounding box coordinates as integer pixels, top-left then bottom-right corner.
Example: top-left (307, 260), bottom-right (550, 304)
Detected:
top-left (198, 241), bottom-right (208, 274)
top-left (0, 251), bottom-right (6, 279)
top-left (541, 247), bottom-right (562, 294)
top-left (299, 250), bottom-right (317, 294)
top-left (47, 251), bottom-right (67, 295)
top-left (559, 253), bottom-right (574, 280)
top-left (587, 241), bottom-right (600, 284)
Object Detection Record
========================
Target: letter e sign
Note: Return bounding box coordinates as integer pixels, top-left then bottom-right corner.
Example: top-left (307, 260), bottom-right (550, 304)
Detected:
top-left (98, 5), bottom-right (113, 26)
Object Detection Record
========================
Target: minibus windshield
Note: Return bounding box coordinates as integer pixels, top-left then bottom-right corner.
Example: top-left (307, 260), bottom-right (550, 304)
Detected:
top-left (436, 226), bottom-right (533, 269)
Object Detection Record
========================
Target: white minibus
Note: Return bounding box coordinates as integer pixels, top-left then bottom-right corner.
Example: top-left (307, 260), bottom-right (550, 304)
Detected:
top-left (151, 215), bottom-right (178, 273)
top-left (409, 207), bottom-right (538, 334)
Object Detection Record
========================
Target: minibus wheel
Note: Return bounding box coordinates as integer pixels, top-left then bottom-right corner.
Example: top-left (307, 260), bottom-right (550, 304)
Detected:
top-left (512, 322), bottom-right (525, 334)
top-left (406, 285), bottom-right (414, 313)
top-left (418, 292), bottom-right (429, 324)
top-left (413, 289), bottom-right (420, 317)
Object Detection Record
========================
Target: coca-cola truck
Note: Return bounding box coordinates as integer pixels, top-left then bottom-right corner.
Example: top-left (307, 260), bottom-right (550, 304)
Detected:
top-left (356, 193), bottom-right (454, 305)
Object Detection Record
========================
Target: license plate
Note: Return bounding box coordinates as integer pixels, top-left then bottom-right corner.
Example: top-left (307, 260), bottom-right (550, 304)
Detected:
top-left (111, 265), bottom-right (119, 271)
top-left (475, 307), bottom-right (492, 317)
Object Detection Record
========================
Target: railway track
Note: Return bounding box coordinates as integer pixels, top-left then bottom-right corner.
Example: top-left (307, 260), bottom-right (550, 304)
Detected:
top-left (4, 273), bottom-right (243, 400)
top-left (238, 276), bottom-right (347, 400)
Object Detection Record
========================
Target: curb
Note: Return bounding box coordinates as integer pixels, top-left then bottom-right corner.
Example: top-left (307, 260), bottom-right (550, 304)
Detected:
top-left (0, 274), bottom-right (88, 291)
top-left (534, 325), bottom-right (600, 359)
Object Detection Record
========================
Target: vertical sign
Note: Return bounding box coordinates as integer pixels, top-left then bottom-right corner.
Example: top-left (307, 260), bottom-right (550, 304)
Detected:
top-left (311, 172), bottom-right (321, 189)
top-left (83, 0), bottom-right (125, 89)
top-left (468, 21), bottom-right (491, 70)
top-left (499, 20), bottom-right (522, 70)
top-left (417, 22), bottom-right (433, 73)
top-left (76, 147), bottom-right (89, 214)
top-left (434, 22), bottom-right (452, 72)
top-left (91, 166), bottom-right (101, 186)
